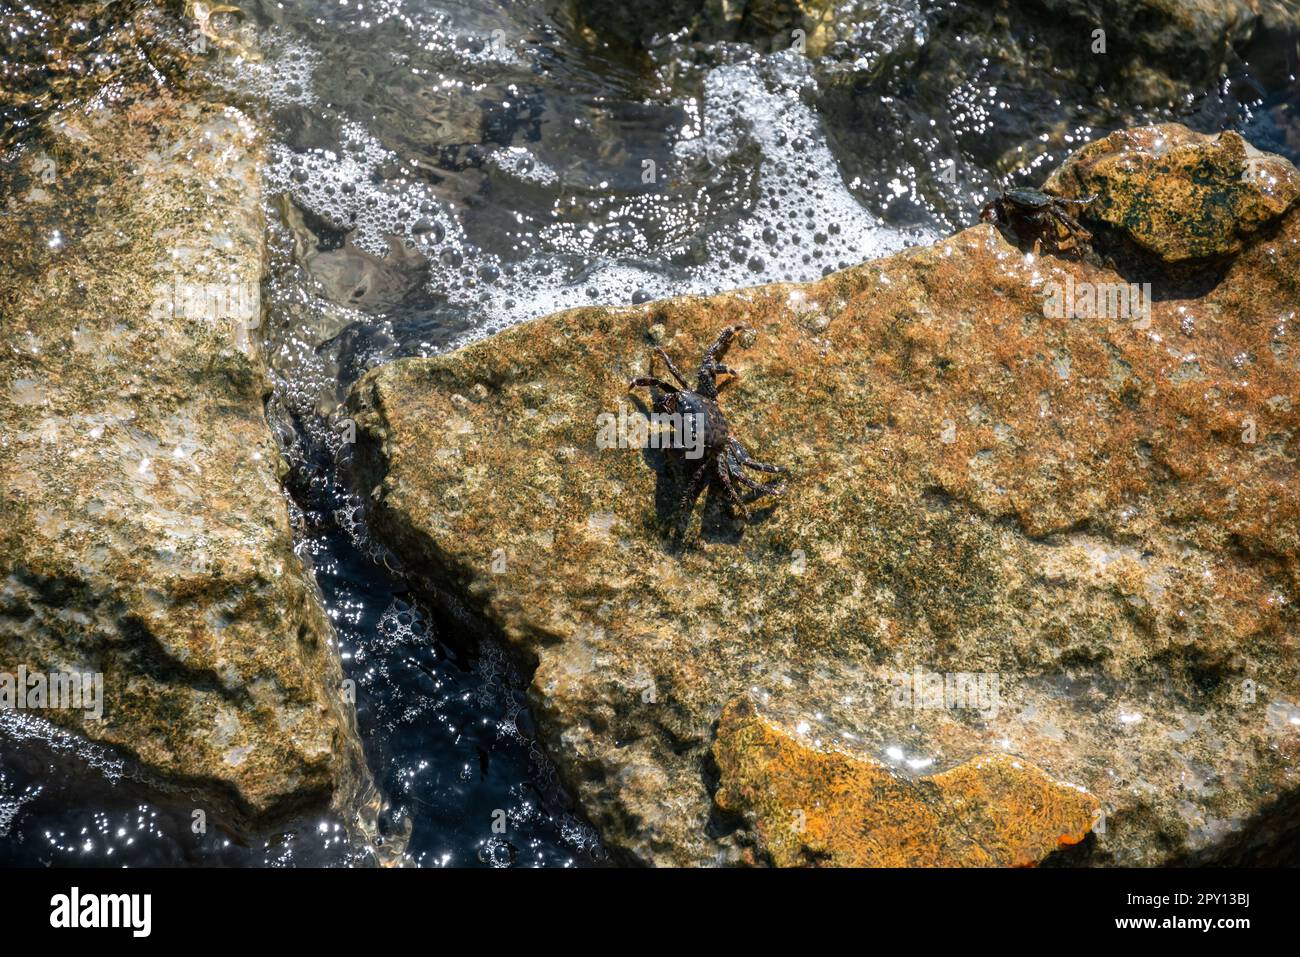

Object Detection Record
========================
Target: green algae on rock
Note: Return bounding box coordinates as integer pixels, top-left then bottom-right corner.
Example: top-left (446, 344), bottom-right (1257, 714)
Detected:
top-left (1045, 124), bottom-right (1300, 262)
top-left (0, 20), bottom-right (370, 834)
top-left (347, 122), bottom-right (1299, 865)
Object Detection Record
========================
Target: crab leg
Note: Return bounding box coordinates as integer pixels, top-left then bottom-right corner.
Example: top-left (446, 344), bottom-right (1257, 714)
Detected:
top-left (652, 347), bottom-right (691, 389)
top-left (716, 455), bottom-right (747, 517)
top-left (628, 376), bottom-right (679, 394)
top-left (698, 360), bottom-right (740, 398)
top-left (729, 438), bottom-right (785, 473)
top-left (702, 324), bottom-right (750, 366)
top-left (729, 464), bottom-right (784, 498)
top-left (707, 361), bottom-right (740, 381)
top-left (679, 460), bottom-right (711, 513)
top-left (1051, 207), bottom-right (1092, 242)
top-left (697, 326), bottom-right (752, 397)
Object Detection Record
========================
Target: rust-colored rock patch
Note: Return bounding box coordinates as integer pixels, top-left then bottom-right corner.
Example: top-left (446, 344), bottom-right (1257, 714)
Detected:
top-left (714, 697), bottom-right (1099, 867)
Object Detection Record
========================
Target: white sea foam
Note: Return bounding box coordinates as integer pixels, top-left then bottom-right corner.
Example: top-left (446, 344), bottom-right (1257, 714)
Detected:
top-left (262, 41), bottom-right (935, 357)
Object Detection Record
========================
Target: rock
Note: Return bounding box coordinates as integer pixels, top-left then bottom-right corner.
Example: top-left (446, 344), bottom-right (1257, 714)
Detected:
top-left (563, 0), bottom-right (1284, 66)
top-left (279, 196), bottom-right (430, 316)
top-left (1036, 0), bottom-right (1263, 73)
top-left (554, 0), bottom-right (804, 54)
top-left (714, 697), bottom-right (1099, 866)
top-left (812, 0), bottom-right (1300, 226)
top-left (556, 0), bottom-right (1300, 231)
top-left (347, 122), bottom-right (1300, 866)
top-left (0, 6), bottom-right (370, 835)
top-left (1045, 125), bottom-right (1300, 262)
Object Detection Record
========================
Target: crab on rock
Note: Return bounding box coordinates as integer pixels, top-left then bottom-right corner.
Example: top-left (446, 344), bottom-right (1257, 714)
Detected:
top-left (980, 185), bottom-right (1096, 253)
top-left (627, 324), bottom-right (786, 520)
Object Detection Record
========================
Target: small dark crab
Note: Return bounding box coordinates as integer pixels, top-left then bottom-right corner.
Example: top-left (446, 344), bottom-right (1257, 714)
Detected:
top-left (980, 185), bottom-right (1096, 254)
top-left (628, 324), bottom-right (786, 521)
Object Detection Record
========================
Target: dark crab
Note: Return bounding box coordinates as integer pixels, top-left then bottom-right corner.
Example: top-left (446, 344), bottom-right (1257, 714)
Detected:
top-left (627, 324), bottom-right (786, 521)
top-left (980, 185), bottom-right (1096, 253)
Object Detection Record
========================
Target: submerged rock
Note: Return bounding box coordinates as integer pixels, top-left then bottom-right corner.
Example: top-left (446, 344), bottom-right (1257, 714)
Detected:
top-left (562, 0), bottom-right (1293, 68)
top-left (0, 7), bottom-right (370, 836)
top-left (558, 0), bottom-right (1300, 228)
top-left (554, 0), bottom-right (826, 54)
top-left (348, 122), bottom-right (1299, 865)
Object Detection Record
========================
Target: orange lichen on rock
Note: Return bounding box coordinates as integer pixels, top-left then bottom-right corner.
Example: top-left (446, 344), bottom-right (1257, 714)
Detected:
top-left (714, 697), bottom-right (1099, 867)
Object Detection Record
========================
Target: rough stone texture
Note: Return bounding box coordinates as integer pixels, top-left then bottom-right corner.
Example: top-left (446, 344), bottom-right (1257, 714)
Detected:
top-left (348, 123), bottom-right (1300, 866)
top-left (1046, 125), bottom-right (1300, 262)
top-left (0, 10), bottom-right (369, 834)
top-left (714, 696), bottom-right (1099, 866)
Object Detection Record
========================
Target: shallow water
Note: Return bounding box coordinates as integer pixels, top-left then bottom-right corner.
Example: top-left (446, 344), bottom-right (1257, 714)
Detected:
top-left (1, 0), bottom-right (1297, 866)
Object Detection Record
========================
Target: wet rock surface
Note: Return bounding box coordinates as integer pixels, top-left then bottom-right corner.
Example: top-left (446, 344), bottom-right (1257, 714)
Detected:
top-left (714, 696), bottom-right (1099, 866)
top-left (563, 0), bottom-right (1295, 68)
top-left (561, 0), bottom-right (1300, 229)
top-left (348, 122), bottom-right (1300, 865)
top-left (0, 6), bottom-right (370, 835)
top-left (1046, 125), bottom-right (1300, 262)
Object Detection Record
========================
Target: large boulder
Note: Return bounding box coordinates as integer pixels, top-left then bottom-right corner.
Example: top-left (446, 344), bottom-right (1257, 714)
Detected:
top-left (0, 4), bottom-right (370, 836)
top-left (347, 122), bottom-right (1300, 866)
